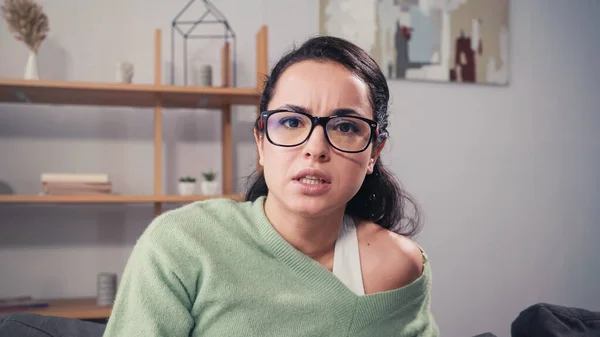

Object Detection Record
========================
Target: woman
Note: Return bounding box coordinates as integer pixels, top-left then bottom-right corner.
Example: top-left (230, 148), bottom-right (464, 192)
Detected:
top-left (103, 35), bottom-right (439, 336)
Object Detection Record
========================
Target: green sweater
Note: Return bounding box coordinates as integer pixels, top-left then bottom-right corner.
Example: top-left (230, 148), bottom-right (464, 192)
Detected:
top-left (102, 196), bottom-right (439, 337)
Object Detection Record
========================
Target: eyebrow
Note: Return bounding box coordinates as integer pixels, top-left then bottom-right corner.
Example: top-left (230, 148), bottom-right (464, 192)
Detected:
top-left (330, 108), bottom-right (364, 117)
top-left (278, 104), bottom-right (309, 115)
top-left (277, 104), bottom-right (366, 117)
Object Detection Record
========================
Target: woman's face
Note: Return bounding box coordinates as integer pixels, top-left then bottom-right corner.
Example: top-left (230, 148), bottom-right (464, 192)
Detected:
top-left (255, 60), bottom-right (383, 217)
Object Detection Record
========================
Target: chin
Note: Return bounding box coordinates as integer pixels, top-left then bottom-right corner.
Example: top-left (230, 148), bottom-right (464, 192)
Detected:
top-left (284, 194), bottom-right (344, 218)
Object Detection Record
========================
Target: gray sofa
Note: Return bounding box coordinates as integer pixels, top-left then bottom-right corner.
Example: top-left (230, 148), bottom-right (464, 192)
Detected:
top-left (0, 313), bottom-right (105, 337)
top-left (1, 302), bottom-right (599, 337)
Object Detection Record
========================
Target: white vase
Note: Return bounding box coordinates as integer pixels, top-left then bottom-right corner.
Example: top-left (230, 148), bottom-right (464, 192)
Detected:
top-left (178, 182), bottom-right (196, 196)
top-left (24, 50), bottom-right (39, 80)
top-left (201, 181), bottom-right (219, 195)
top-left (191, 63), bottom-right (212, 86)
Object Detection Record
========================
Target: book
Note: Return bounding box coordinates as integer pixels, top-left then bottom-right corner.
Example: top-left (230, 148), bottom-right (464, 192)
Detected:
top-left (42, 182), bottom-right (112, 192)
top-left (40, 173), bottom-right (110, 184)
top-left (41, 181), bottom-right (113, 195)
top-left (0, 296), bottom-right (49, 310)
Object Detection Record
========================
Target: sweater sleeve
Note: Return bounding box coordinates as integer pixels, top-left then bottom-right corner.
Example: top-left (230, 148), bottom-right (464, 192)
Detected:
top-left (102, 220), bottom-right (195, 337)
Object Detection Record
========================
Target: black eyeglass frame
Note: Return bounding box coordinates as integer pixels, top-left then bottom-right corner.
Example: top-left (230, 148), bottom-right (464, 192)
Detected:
top-left (259, 109), bottom-right (379, 154)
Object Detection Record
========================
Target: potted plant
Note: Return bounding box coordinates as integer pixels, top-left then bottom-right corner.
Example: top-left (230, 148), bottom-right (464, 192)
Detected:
top-left (1, 0), bottom-right (50, 79)
top-left (178, 176), bottom-right (196, 196)
top-left (200, 171), bottom-right (219, 195)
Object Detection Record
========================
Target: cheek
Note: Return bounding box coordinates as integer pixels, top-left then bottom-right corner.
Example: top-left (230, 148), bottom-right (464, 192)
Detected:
top-left (345, 151), bottom-right (372, 171)
top-left (335, 154), bottom-right (372, 187)
top-left (261, 144), bottom-right (294, 183)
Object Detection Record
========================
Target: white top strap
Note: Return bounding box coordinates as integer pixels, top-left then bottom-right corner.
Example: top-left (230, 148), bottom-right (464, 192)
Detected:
top-left (332, 214), bottom-right (365, 295)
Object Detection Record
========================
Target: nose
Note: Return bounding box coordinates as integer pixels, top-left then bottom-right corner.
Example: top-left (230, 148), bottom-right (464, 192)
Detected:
top-left (303, 124), bottom-right (330, 161)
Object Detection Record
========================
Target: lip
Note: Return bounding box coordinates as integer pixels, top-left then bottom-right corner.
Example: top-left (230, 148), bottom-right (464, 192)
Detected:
top-left (291, 168), bottom-right (332, 184)
top-left (291, 168), bottom-right (332, 196)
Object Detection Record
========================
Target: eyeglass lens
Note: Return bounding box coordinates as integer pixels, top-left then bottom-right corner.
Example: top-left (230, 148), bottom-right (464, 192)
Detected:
top-left (266, 111), bottom-right (372, 152)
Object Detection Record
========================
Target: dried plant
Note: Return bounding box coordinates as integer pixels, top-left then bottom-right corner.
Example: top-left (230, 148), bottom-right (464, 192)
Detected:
top-left (1, 0), bottom-right (49, 52)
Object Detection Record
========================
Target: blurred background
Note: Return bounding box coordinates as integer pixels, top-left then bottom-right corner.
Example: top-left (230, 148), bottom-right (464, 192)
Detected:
top-left (1, 1), bottom-right (599, 336)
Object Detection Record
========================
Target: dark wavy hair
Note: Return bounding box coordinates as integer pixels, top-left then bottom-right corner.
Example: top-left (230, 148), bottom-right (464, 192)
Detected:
top-left (245, 35), bottom-right (422, 238)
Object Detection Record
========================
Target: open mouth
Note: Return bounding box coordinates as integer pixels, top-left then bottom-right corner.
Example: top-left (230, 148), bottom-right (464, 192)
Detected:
top-left (292, 170), bottom-right (332, 195)
top-left (297, 175), bottom-right (328, 185)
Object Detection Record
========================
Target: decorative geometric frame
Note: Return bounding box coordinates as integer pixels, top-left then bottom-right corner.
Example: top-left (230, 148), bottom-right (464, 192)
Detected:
top-left (171, 0), bottom-right (237, 86)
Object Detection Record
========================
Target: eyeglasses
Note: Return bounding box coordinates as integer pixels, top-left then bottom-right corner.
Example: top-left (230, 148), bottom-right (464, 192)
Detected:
top-left (259, 109), bottom-right (378, 153)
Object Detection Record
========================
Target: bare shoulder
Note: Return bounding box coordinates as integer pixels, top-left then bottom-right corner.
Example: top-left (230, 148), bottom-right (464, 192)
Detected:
top-left (356, 220), bottom-right (425, 294)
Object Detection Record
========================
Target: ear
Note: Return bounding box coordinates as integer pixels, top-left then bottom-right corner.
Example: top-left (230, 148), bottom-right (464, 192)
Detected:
top-left (254, 128), bottom-right (265, 167)
top-left (367, 139), bottom-right (386, 174)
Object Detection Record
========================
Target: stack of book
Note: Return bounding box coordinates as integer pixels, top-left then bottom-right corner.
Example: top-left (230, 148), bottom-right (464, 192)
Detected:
top-left (0, 296), bottom-right (49, 310)
top-left (40, 173), bottom-right (112, 195)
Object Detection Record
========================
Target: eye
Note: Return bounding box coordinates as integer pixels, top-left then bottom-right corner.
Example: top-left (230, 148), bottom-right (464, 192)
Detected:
top-left (332, 121), bottom-right (360, 133)
top-left (279, 117), bottom-right (305, 129)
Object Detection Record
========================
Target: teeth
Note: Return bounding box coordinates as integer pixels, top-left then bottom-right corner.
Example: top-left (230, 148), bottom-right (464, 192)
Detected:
top-left (299, 176), bottom-right (325, 185)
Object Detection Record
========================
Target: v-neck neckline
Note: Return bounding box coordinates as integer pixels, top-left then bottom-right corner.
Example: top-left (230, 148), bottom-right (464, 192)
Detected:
top-left (248, 196), bottom-right (432, 321)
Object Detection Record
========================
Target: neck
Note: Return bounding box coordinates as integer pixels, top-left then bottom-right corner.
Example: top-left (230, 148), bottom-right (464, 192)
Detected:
top-left (263, 194), bottom-right (344, 260)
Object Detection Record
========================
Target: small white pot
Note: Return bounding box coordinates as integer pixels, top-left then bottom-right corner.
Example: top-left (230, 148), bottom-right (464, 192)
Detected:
top-left (201, 181), bottom-right (219, 195)
top-left (178, 182), bottom-right (196, 196)
top-left (116, 62), bottom-right (134, 83)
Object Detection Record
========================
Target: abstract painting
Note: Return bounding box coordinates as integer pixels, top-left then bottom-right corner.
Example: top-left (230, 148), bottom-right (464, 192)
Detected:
top-left (319, 0), bottom-right (510, 85)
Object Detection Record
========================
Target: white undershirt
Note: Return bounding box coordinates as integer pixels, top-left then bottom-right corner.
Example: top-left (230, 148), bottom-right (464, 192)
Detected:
top-left (332, 214), bottom-right (365, 295)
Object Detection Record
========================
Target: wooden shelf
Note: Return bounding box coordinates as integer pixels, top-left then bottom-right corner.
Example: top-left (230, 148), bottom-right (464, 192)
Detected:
top-left (0, 298), bottom-right (111, 319)
top-left (0, 78), bottom-right (261, 109)
top-left (0, 27), bottom-right (269, 308)
top-left (159, 84), bottom-right (260, 109)
top-left (0, 194), bottom-right (245, 204)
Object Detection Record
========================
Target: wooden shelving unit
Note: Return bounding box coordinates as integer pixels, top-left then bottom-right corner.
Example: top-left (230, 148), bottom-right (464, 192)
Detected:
top-left (0, 194), bottom-right (245, 204)
top-left (0, 26), bottom-right (268, 319)
top-left (0, 26), bottom-right (268, 213)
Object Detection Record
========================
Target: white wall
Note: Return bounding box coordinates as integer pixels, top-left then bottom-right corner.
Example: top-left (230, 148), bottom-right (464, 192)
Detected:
top-left (1, 1), bottom-right (599, 337)
top-left (387, 1), bottom-right (600, 336)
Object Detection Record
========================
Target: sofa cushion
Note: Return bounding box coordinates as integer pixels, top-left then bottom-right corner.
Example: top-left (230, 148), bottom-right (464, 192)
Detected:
top-left (0, 313), bottom-right (105, 337)
top-left (511, 302), bottom-right (600, 337)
